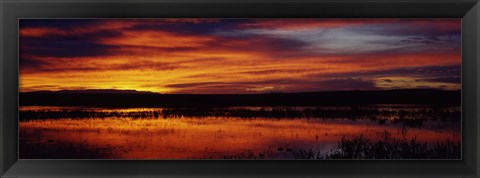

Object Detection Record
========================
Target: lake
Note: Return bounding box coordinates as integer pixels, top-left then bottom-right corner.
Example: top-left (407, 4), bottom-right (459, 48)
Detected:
top-left (19, 105), bottom-right (461, 159)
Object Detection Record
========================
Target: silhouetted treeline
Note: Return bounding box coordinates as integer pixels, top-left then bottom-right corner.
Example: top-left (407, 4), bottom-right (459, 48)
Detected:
top-left (20, 89), bottom-right (461, 107)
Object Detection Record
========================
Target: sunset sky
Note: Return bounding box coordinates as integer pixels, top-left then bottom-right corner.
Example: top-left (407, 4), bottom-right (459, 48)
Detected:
top-left (19, 19), bottom-right (461, 94)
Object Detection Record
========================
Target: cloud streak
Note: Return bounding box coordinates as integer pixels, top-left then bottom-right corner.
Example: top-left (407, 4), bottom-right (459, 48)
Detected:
top-left (19, 19), bottom-right (461, 93)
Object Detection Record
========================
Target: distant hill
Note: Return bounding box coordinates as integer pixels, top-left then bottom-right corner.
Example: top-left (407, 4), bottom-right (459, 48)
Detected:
top-left (20, 89), bottom-right (461, 107)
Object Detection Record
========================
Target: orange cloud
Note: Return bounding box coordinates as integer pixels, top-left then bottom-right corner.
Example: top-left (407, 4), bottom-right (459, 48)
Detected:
top-left (19, 27), bottom-right (69, 37)
top-left (98, 30), bottom-right (215, 48)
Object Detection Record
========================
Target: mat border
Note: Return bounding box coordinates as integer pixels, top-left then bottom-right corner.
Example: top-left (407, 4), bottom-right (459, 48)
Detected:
top-left (1, 0), bottom-right (479, 177)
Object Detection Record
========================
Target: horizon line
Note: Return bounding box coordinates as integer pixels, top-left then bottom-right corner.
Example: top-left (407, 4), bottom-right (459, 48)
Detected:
top-left (19, 88), bottom-right (462, 95)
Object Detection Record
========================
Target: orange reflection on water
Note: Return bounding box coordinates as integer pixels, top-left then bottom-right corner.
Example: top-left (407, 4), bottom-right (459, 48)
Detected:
top-left (20, 110), bottom-right (459, 159)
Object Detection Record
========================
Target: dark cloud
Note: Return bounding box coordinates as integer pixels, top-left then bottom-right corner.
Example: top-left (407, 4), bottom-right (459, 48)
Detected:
top-left (321, 64), bottom-right (461, 80)
top-left (164, 78), bottom-right (379, 93)
top-left (350, 21), bottom-right (460, 37)
top-left (238, 69), bottom-right (307, 75)
top-left (168, 84), bottom-right (259, 94)
top-left (21, 41), bottom-right (116, 58)
top-left (20, 30), bottom-right (122, 58)
top-left (212, 35), bottom-right (311, 58)
top-left (110, 61), bottom-right (178, 71)
top-left (19, 57), bottom-right (50, 69)
top-left (127, 19), bottom-right (241, 36)
top-left (164, 82), bottom-right (223, 89)
top-left (395, 36), bottom-right (459, 47)
top-left (418, 77), bottom-right (461, 84)
top-left (23, 66), bottom-right (98, 73)
top-left (20, 19), bottom-right (100, 29)
top-left (20, 56), bottom-right (178, 73)
top-left (24, 84), bottom-right (59, 88)
top-left (261, 37), bottom-right (309, 53)
top-left (164, 79), bottom-right (297, 89)
top-left (315, 78), bottom-right (379, 91)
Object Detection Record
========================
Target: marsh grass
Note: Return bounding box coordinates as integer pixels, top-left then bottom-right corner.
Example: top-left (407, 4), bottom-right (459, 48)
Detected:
top-left (293, 132), bottom-right (461, 159)
top-left (202, 150), bottom-right (269, 159)
top-left (20, 106), bottom-right (460, 128)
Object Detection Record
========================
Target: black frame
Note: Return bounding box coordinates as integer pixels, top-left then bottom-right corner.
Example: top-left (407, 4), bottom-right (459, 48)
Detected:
top-left (1, 0), bottom-right (479, 177)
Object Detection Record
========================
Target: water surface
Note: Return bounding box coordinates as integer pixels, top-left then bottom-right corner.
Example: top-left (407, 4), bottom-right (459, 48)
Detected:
top-left (19, 105), bottom-right (461, 159)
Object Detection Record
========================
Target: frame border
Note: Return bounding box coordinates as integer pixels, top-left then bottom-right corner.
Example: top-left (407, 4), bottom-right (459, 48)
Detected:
top-left (1, 0), bottom-right (479, 177)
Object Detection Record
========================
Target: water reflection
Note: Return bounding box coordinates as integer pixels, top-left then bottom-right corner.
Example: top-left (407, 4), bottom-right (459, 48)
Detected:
top-left (19, 105), bottom-right (460, 159)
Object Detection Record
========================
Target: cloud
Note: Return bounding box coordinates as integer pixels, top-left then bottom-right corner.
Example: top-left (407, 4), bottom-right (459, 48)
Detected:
top-left (321, 64), bottom-right (461, 79)
top-left (164, 82), bottom-right (223, 89)
top-left (236, 19), bottom-right (397, 30)
top-left (315, 78), bottom-right (379, 91)
top-left (19, 56), bottom-right (50, 69)
top-left (351, 19), bottom-right (460, 37)
top-left (19, 27), bottom-right (69, 37)
top-left (19, 19), bottom-right (461, 93)
top-left (20, 30), bottom-right (122, 58)
top-left (418, 77), bottom-right (461, 84)
top-left (227, 19), bottom-right (460, 55)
